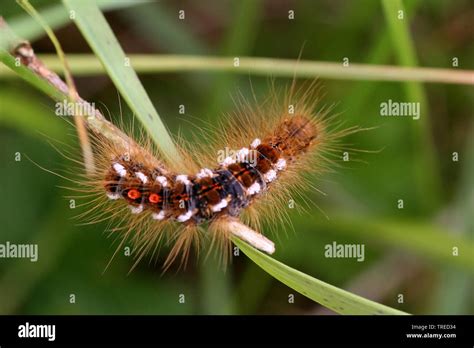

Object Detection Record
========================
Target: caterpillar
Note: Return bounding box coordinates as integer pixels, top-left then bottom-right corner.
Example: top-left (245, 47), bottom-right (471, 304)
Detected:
top-left (5, 0), bottom-right (361, 274)
top-left (104, 115), bottom-right (314, 224)
top-left (60, 81), bottom-right (359, 271)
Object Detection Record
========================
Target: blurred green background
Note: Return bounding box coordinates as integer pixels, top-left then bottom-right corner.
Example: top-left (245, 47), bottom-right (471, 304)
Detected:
top-left (0, 0), bottom-right (473, 315)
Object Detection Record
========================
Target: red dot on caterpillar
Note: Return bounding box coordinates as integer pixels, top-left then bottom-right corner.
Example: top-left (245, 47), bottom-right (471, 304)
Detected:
top-left (149, 193), bottom-right (160, 203)
top-left (127, 189), bottom-right (141, 200)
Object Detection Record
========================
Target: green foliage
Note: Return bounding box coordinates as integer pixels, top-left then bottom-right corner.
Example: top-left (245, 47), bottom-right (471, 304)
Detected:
top-left (0, 0), bottom-right (472, 315)
top-left (233, 237), bottom-right (408, 315)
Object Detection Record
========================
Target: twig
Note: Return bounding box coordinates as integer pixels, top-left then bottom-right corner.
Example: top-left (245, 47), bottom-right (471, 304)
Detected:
top-left (4, 30), bottom-right (135, 152)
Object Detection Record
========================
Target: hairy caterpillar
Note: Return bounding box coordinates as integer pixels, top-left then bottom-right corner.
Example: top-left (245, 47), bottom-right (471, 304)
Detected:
top-left (7, 10), bottom-right (359, 270)
top-left (55, 81), bottom-right (358, 271)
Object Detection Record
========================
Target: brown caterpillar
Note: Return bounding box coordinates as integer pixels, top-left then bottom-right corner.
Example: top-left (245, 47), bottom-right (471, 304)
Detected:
top-left (104, 114), bottom-right (314, 225)
top-left (68, 82), bottom-right (359, 270)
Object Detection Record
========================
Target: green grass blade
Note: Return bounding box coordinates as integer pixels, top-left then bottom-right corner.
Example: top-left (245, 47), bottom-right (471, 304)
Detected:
top-left (2, 53), bottom-right (471, 85)
top-left (62, 0), bottom-right (181, 164)
top-left (381, 0), bottom-right (442, 213)
top-left (232, 237), bottom-right (408, 315)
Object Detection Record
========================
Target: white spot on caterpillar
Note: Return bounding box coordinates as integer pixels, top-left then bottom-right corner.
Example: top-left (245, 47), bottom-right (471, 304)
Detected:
top-left (113, 163), bottom-right (127, 177)
top-left (130, 205), bottom-right (143, 214)
top-left (237, 147), bottom-right (249, 162)
top-left (247, 182), bottom-right (261, 195)
top-left (275, 158), bottom-right (287, 171)
top-left (177, 210), bottom-right (193, 222)
top-left (221, 156), bottom-right (235, 166)
top-left (135, 171), bottom-right (148, 184)
top-left (176, 175), bottom-right (191, 185)
top-left (106, 192), bottom-right (120, 200)
top-left (264, 170), bottom-right (277, 182)
top-left (212, 199), bottom-right (228, 212)
top-left (250, 138), bottom-right (261, 148)
top-left (155, 176), bottom-right (168, 186)
top-left (152, 211), bottom-right (166, 220)
top-left (197, 168), bottom-right (214, 179)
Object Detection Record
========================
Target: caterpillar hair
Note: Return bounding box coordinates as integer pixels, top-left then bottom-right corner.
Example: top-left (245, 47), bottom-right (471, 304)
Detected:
top-left (53, 80), bottom-right (360, 272)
